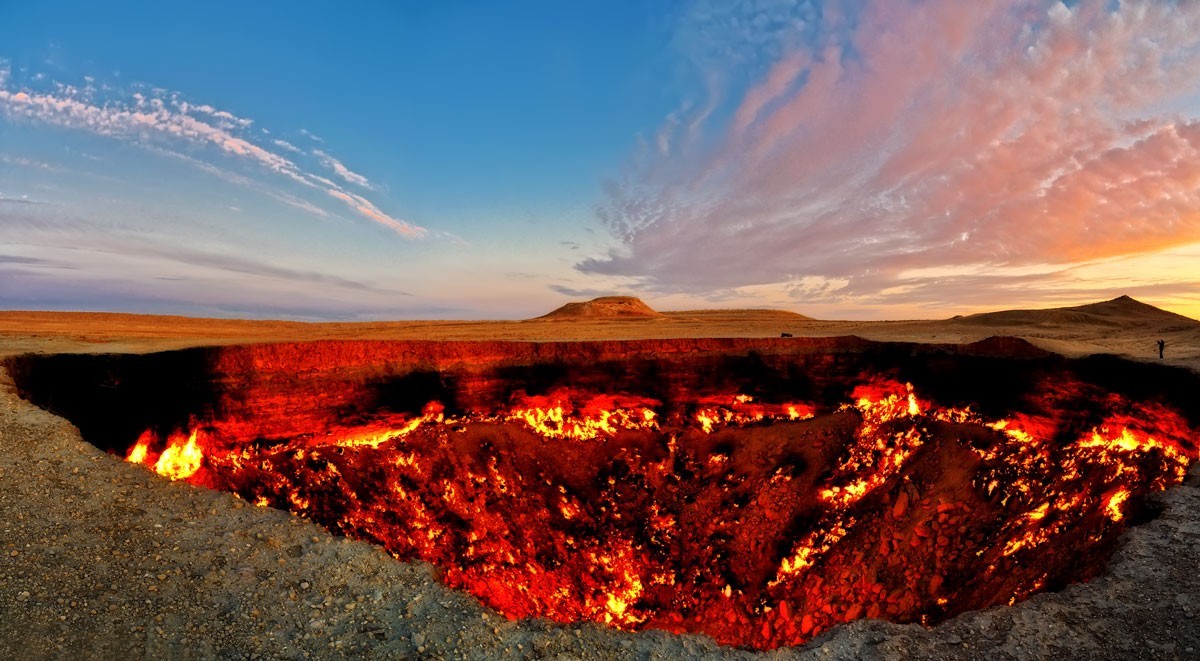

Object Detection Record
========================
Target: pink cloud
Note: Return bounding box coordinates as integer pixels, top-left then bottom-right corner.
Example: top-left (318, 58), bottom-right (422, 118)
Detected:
top-left (327, 189), bottom-right (425, 237)
top-left (586, 1), bottom-right (1200, 307)
top-left (313, 148), bottom-right (372, 188)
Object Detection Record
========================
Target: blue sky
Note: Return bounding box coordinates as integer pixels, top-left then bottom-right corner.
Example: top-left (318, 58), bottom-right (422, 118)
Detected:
top-left (4, 1), bottom-right (1200, 320)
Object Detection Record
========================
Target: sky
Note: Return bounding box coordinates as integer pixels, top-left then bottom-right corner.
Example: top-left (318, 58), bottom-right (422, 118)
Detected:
top-left (3, 1), bottom-right (1200, 321)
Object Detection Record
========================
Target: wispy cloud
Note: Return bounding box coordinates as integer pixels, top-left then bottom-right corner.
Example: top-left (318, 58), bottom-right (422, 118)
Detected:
top-left (0, 254), bottom-right (64, 267)
top-left (272, 138), bottom-right (302, 153)
top-left (0, 225), bottom-right (417, 319)
top-left (0, 194), bottom-right (42, 205)
top-left (0, 153), bottom-right (65, 172)
top-left (313, 148), bottom-right (372, 188)
top-left (326, 189), bottom-right (423, 236)
top-left (548, 284), bottom-right (621, 298)
top-left (187, 102), bottom-right (254, 128)
top-left (0, 64), bottom-right (424, 237)
top-left (587, 1), bottom-right (1200, 311)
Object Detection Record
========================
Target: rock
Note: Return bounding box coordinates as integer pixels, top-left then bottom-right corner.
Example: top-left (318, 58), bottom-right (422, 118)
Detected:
top-left (929, 575), bottom-right (943, 594)
top-left (893, 491), bottom-right (909, 519)
top-left (801, 614), bottom-right (815, 635)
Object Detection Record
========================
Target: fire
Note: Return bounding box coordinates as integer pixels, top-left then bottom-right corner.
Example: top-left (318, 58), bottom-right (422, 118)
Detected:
top-left (504, 390), bottom-right (659, 440)
top-left (154, 430), bottom-right (204, 480)
top-left (596, 543), bottom-right (647, 625)
top-left (817, 381), bottom-right (925, 509)
top-left (126, 428), bottom-right (205, 481)
top-left (117, 377), bottom-right (1199, 651)
top-left (694, 395), bottom-right (815, 433)
top-left (126, 430), bottom-right (152, 464)
top-left (1104, 489), bottom-right (1131, 521)
top-left (336, 402), bottom-right (446, 449)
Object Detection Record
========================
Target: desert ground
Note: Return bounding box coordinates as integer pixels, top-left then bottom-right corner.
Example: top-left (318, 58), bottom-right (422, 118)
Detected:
top-left (3, 295), bottom-right (1198, 367)
top-left (1, 296), bottom-right (1198, 659)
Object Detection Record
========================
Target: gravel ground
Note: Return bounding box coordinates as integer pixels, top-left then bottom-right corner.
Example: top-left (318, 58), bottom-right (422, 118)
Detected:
top-left (2, 363), bottom-right (1199, 660)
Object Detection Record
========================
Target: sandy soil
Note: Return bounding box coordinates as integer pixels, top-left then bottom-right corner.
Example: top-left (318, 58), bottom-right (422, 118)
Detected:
top-left (1, 298), bottom-right (1198, 659)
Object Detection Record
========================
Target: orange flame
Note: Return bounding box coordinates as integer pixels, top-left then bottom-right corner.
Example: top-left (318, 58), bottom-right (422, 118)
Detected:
top-left (127, 428), bottom-right (206, 481)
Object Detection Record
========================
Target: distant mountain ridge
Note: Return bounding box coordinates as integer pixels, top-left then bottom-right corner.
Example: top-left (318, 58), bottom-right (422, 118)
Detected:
top-left (954, 295), bottom-right (1197, 328)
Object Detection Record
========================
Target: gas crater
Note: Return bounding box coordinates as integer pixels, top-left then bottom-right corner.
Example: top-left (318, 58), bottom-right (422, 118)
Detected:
top-left (8, 336), bottom-right (1199, 651)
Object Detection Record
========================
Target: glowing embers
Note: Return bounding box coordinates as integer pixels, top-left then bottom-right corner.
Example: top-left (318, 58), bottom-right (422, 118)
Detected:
top-left (817, 382), bottom-right (925, 510)
top-left (693, 394), bottom-right (815, 433)
top-left (505, 389), bottom-right (660, 440)
top-left (334, 402), bottom-right (447, 449)
top-left (965, 405), bottom-right (1194, 566)
top-left (119, 379), bottom-right (1199, 651)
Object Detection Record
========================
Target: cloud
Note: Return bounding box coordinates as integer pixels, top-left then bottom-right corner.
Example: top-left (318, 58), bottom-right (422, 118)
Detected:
top-left (325, 188), bottom-right (424, 237)
top-left (0, 238), bottom-right (403, 295)
top-left (0, 66), bottom-right (424, 237)
top-left (548, 284), bottom-right (622, 298)
top-left (671, 0), bottom-right (821, 75)
top-left (586, 1), bottom-right (1200, 310)
top-left (142, 145), bottom-right (336, 220)
top-left (0, 195), bottom-right (43, 205)
top-left (273, 138), bottom-right (302, 153)
top-left (0, 153), bottom-right (65, 172)
top-left (0, 206), bottom-right (497, 319)
top-left (0, 223), bottom-right (418, 321)
top-left (188, 102), bottom-right (254, 128)
top-left (0, 254), bottom-right (67, 267)
top-left (313, 148), bottom-right (372, 188)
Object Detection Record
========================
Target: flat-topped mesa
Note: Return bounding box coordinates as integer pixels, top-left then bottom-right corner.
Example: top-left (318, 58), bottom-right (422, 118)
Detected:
top-left (536, 296), bottom-right (664, 320)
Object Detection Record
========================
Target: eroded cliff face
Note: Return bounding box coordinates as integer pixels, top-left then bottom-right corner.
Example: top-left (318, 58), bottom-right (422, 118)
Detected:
top-left (7, 337), bottom-right (1199, 650)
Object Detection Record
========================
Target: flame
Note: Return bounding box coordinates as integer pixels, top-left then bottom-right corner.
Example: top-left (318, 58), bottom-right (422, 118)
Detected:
top-left (117, 377), bottom-right (1198, 651)
top-left (336, 402), bottom-right (446, 449)
top-left (505, 390), bottom-right (659, 440)
top-left (153, 430), bottom-right (204, 480)
top-left (126, 428), bottom-right (205, 481)
top-left (694, 395), bottom-right (815, 433)
top-left (1104, 489), bottom-right (1131, 521)
top-left (126, 430), bottom-right (152, 464)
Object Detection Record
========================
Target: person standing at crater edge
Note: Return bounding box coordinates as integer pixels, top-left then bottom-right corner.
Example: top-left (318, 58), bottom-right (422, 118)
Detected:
top-left (1158, 339), bottom-right (1165, 359)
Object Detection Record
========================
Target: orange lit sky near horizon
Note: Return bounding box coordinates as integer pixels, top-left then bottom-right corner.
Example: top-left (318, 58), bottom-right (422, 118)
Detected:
top-left (3, 1), bottom-right (1200, 322)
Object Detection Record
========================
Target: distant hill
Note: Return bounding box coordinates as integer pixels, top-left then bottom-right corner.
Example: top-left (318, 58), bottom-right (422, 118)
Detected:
top-left (535, 296), bottom-right (665, 320)
top-left (953, 295), bottom-right (1198, 328)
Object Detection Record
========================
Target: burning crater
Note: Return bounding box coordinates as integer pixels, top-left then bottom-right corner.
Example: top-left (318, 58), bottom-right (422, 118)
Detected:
top-left (7, 337), bottom-right (1199, 651)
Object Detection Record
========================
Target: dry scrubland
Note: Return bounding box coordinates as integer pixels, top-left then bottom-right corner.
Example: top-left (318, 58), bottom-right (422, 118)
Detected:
top-left (1, 296), bottom-right (1199, 659)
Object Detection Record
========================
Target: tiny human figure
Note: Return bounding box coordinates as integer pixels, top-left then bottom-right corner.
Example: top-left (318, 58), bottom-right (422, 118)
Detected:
top-left (1158, 339), bottom-right (1165, 359)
